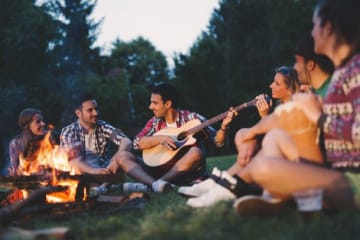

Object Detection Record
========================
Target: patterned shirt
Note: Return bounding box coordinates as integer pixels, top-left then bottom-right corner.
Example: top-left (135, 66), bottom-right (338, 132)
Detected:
top-left (60, 120), bottom-right (127, 167)
top-left (322, 54), bottom-right (360, 169)
top-left (133, 109), bottom-right (217, 149)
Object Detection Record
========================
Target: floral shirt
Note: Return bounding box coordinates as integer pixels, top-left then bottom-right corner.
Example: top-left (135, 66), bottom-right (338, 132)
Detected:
top-left (322, 54), bottom-right (360, 169)
top-left (60, 120), bottom-right (127, 167)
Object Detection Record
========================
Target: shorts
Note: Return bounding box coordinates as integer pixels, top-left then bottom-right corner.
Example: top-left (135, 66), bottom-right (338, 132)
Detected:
top-left (344, 171), bottom-right (360, 208)
top-left (135, 147), bottom-right (208, 185)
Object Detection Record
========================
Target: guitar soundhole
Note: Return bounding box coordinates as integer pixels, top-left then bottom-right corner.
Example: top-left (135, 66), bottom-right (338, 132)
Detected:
top-left (177, 132), bottom-right (187, 141)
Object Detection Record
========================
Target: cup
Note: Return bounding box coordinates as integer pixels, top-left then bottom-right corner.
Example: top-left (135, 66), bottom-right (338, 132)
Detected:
top-left (293, 189), bottom-right (323, 212)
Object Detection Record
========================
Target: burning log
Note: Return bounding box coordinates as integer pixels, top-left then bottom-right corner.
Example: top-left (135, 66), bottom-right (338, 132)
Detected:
top-left (0, 172), bottom-right (125, 187)
top-left (0, 185), bottom-right (67, 225)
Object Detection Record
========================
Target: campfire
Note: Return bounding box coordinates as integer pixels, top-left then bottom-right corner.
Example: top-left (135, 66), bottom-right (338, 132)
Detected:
top-left (15, 130), bottom-right (85, 203)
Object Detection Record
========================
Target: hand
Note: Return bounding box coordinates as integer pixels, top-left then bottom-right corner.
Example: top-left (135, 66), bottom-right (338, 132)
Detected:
top-left (256, 94), bottom-right (272, 117)
top-left (236, 139), bottom-right (258, 167)
top-left (159, 136), bottom-right (177, 150)
top-left (221, 107), bottom-right (238, 129)
top-left (292, 92), bottom-right (323, 123)
top-left (92, 168), bottom-right (112, 175)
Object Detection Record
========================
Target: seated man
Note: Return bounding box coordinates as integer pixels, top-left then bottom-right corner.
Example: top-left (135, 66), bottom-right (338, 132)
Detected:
top-left (133, 83), bottom-right (236, 190)
top-left (60, 93), bottom-right (158, 192)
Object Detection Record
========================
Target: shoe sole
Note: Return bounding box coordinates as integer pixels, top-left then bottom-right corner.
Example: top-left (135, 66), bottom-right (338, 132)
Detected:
top-left (233, 195), bottom-right (283, 217)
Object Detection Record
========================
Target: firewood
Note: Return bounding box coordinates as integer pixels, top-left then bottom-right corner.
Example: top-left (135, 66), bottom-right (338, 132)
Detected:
top-left (0, 186), bottom-right (66, 225)
top-left (0, 226), bottom-right (71, 240)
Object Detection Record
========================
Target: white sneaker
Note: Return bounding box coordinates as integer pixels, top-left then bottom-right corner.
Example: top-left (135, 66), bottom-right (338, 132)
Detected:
top-left (123, 182), bottom-right (150, 194)
top-left (177, 167), bottom-right (222, 197)
top-left (186, 183), bottom-right (236, 208)
top-left (233, 195), bottom-right (283, 216)
top-left (152, 179), bottom-right (171, 193)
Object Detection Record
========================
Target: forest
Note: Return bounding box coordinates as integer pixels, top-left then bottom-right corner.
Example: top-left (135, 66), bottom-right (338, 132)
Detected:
top-left (0, 0), bottom-right (315, 174)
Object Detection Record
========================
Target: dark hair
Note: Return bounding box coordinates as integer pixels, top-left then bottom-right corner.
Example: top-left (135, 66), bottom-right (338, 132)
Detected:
top-left (295, 31), bottom-right (334, 75)
top-left (18, 108), bottom-right (42, 130)
top-left (73, 93), bottom-right (95, 110)
top-left (275, 66), bottom-right (300, 93)
top-left (150, 83), bottom-right (179, 108)
top-left (17, 108), bottom-right (44, 156)
top-left (315, 0), bottom-right (360, 60)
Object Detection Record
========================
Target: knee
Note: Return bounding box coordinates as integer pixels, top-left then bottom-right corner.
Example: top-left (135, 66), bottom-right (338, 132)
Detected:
top-left (262, 128), bottom-right (285, 147)
top-left (113, 151), bottom-right (135, 165)
top-left (234, 128), bottom-right (249, 147)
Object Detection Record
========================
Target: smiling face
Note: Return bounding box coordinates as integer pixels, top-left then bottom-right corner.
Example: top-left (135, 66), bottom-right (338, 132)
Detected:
top-left (76, 99), bottom-right (99, 129)
top-left (29, 113), bottom-right (46, 136)
top-left (269, 72), bottom-right (293, 103)
top-left (149, 93), bottom-right (171, 118)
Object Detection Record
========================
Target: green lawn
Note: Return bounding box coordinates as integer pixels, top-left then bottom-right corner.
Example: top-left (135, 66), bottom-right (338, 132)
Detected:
top-left (5, 155), bottom-right (360, 239)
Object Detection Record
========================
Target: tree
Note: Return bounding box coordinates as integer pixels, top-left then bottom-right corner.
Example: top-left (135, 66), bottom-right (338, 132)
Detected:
top-left (106, 37), bottom-right (170, 127)
top-left (46, 0), bottom-right (101, 75)
top-left (173, 0), bottom-right (315, 155)
top-left (110, 37), bottom-right (169, 85)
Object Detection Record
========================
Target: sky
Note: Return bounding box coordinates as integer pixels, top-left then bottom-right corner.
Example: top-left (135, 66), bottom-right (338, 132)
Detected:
top-left (92, 0), bottom-right (220, 63)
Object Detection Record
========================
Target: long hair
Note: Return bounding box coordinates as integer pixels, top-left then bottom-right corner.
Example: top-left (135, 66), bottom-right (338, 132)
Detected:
top-left (315, 0), bottom-right (360, 63)
top-left (17, 108), bottom-right (43, 157)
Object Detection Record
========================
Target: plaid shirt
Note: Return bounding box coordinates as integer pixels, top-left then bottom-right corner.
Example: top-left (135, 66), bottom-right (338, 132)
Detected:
top-left (133, 109), bottom-right (216, 149)
top-left (60, 120), bottom-right (127, 167)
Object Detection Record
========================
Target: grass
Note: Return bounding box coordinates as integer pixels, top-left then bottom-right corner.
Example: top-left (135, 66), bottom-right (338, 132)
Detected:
top-left (7, 155), bottom-right (360, 239)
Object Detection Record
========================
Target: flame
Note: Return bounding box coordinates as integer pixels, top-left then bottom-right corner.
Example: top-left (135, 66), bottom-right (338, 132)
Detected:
top-left (17, 129), bottom-right (84, 203)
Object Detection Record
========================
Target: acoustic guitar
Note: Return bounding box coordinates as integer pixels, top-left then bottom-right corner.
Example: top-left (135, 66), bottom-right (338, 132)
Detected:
top-left (143, 96), bottom-right (270, 167)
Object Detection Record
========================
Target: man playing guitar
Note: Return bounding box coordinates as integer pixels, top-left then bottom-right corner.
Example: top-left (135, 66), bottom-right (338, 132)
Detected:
top-left (133, 83), bottom-right (237, 191)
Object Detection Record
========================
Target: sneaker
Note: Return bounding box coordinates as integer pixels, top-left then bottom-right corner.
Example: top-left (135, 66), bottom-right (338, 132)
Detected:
top-left (186, 183), bottom-right (236, 208)
top-left (178, 167), bottom-right (222, 197)
top-left (89, 185), bottom-right (108, 198)
top-left (233, 195), bottom-right (283, 217)
top-left (152, 179), bottom-right (171, 193)
top-left (123, 182), bottom-right (150, 194)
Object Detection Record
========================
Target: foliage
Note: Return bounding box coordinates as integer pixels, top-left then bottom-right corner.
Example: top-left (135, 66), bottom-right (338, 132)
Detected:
top-left (45, 0), bottom-right (101, 75)
top-left (110, 37), bottom-right (169, 85)
top-left (173, 0), bottom-right (314, 153)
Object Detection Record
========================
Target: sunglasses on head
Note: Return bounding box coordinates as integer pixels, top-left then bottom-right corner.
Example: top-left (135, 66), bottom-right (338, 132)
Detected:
top-left (275, 66), bottom-right (292, 77)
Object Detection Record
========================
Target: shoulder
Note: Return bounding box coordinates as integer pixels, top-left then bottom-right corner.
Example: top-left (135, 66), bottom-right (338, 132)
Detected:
top-left (9, 135), bottom-right (23, 148)
top-left (60, 121), bottom-right (78, 136)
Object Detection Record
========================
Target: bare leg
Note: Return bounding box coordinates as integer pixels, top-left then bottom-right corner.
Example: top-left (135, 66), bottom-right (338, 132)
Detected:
top-left (260, 128), bottom-right (299, 161)
top-left (237, 155), bottom-right (354, 209)
top-left (109, 150), bottom-right (155, 185)
top-left (228, 128), bottom-right (258, 175)
top-left (160, 146), bottom-right (203, 182)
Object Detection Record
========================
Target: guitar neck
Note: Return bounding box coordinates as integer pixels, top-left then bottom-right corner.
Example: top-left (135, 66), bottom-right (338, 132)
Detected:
top-left (188, 99), bottom-right (257, 135)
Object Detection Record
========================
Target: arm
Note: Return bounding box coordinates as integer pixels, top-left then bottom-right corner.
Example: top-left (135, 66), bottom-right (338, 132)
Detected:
top-left (214, 107), bottom-right (237, 147)
top-left (133, 117), bottom-right (175, 150)
top-left (8, 138), bottom-right (21, 176)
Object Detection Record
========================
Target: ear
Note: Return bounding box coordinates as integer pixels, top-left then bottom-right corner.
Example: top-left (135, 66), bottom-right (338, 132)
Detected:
top-left (165, 100), bottom-right (173, 108)
top-left (75, 109), bottom-right (81, 118)
top-left (323, 21), bottom-right (333, 36)
top-left (307, 59), bottom-right (316, 71)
